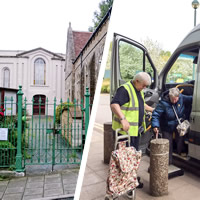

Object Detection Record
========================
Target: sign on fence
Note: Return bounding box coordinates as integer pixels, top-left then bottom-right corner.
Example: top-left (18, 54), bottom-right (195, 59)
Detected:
top-left (0, 128), bottom-right (8, 140)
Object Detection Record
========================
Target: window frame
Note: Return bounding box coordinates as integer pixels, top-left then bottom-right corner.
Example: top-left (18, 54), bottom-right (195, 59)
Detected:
top-left (34, 58), bottom-right (46, 85)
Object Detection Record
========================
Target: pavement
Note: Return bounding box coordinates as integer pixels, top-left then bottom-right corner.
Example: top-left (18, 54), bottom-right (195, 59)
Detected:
top-left (79, 124), bottom-right (200, 200)
top-left (0, 167), bottom-right (79, 200)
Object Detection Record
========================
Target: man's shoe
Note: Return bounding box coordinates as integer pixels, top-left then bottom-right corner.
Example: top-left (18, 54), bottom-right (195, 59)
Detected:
top-left (136, 177), bottom-right (143, 189)
top-left (136, 182), bottom-right (143, 188)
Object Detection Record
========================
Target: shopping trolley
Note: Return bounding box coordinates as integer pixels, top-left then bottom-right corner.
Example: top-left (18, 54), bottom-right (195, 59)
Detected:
top-left (105, 128), bottom-right (142, 200)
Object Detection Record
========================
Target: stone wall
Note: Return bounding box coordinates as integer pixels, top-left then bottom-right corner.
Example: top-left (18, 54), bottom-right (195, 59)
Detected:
top-left (65, 14), bottom-right (110, 106)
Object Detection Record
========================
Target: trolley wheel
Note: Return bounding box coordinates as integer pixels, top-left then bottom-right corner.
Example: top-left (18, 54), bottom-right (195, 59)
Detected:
top-left (132, 189), bottom-right (136, 200)
top-left (105, 195), bottom-right (112, 200)
top-left (104, 194), bottom-right (118, 200)
top-left (126, 189), bottom-right (136, 200)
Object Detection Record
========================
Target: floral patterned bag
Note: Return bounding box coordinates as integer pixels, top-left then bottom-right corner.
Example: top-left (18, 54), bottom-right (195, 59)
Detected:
top-left (106, 141), bottom-right (142, 197)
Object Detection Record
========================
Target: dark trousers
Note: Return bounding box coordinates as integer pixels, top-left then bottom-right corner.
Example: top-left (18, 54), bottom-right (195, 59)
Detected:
top-left (130, 136), bottom-right (140, 151)
top-left (162, 131), bottom-right (173, 165)
top-left (162, 130), bottom-right (185, 165)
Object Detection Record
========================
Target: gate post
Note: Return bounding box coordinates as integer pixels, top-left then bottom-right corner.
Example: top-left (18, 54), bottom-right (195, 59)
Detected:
top-left (16, 86), bottom-right (24, 172)
top-left (84, 87), bottom-right (90, 137)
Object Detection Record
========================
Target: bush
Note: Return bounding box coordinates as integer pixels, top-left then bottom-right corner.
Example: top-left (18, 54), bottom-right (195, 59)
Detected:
top-left (101, 78), bottom-right (110, 93)
top-left (55, 102), bottom-right (74, 124)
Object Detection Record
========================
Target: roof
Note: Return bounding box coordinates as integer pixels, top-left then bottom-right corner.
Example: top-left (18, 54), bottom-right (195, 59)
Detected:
top-left (16, 47), bottom-right (65, 60)
top-left (73, 7), bottom-right (112, 63)
top-left (0, 48), bottom-right (65, 60)
top-left (72, 31), bottom-right (92, 57)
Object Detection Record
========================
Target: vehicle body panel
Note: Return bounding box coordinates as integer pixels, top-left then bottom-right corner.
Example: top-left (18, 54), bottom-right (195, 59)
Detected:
top-left (110, 24), bottom-right (200, 160)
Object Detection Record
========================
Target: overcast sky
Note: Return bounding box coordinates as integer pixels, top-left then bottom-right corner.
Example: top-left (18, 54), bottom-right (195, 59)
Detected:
top-left (0, 0), bottom-right (101, 53)
top-left (108, 0), bottom-right (200, 53)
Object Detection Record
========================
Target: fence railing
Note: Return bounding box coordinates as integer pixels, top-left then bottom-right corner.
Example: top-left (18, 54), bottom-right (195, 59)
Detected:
top-left (0, 86), bottom-right (90, 172)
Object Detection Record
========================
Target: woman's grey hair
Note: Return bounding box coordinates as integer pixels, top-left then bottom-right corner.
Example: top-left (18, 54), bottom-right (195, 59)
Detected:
top-left (169, 87), bottom-right (180, 97)
top-left (133, 72), bottom-right (151, 85)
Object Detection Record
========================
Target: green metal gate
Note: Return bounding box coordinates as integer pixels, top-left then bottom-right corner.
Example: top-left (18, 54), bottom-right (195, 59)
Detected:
top-left (0, 86), bottom-right (90, 172)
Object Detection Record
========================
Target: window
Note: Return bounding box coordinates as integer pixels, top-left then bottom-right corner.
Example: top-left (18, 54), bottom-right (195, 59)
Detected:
top-left (166, 53), bottom-right (195, 84)
top-left (119, 41), bottom-right (143, 81)
top-left (34, 58), bottom-right (46, 85)
top-left (3, 68), bottom-right (10, 88)
top-left (33, 95), bottom-right (46, 115)
top-left (118, 40), bottom-right (155, 87)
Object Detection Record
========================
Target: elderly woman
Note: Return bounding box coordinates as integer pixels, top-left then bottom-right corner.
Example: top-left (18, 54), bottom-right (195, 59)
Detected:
top-left (151, 87), bottom-right (192, 164)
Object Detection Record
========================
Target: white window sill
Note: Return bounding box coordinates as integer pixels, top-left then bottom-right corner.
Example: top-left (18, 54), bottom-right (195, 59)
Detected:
top-left (31, 85), bottom-right (49, 87)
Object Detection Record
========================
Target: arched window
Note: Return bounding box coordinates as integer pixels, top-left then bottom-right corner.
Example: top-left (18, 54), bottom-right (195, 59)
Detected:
top-left (34, 58), bottom-right (46, 85)
top-left (3, 68), bottom-right (10, 88)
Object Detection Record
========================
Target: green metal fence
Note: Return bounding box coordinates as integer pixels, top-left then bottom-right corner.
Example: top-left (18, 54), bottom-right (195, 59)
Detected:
top-left (0, 96), bottom-right (17, 168)
top-left (0, 86), bottom-right (90, 172)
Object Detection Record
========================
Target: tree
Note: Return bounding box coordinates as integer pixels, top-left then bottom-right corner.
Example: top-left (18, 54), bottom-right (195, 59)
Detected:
top-left (141, 38), bottom-right (171, 73)
top-left (116, 38), bottom-right (172, 81)
top-left (88, 0), bottom-right (113, 32)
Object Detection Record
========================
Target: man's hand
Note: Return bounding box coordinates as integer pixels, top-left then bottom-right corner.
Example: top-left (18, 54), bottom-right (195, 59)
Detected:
top-left (153, 127), bottom-right (159, 138)
top-left (121, 119), bottom-right (130, 132)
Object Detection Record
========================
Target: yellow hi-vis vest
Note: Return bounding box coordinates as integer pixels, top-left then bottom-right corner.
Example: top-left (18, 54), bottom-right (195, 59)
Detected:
top-left (112, 81), bottom-right (146, 136)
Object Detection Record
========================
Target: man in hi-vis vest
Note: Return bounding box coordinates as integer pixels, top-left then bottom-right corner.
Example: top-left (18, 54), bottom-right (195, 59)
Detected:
top-left (110, 72), bottom-right (153, 195)
top-left (111, 71), bottom-right (153, 150)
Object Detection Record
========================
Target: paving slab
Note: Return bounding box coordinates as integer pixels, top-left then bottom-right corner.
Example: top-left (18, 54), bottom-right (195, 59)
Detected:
top-left (44, 188), bottom-right (63, 197)
top-left (79, 129), bottom-right (200, 200)
top-left (26, 181), bottom-right (44, 189)
top-left (7, 180), bottom-right (26, 188)
top-left (27, 176), bottom-right (44, 183)
top-left (2, 193), bottom-right (23, 200)
top-left (0, 167), bottom-right (78, 199)
top-left (23, 194), bottom-right (43, 200)
top-left (44, 182), bottom-right (62, 190)
top-left (24, 188), bottom-right (43, 196)
top-left (5, 186), bottom-right (24, 194)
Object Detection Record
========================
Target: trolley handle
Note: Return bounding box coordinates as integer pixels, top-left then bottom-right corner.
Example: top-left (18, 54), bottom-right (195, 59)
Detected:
top-left (114, 128), bottom-right (131, 150)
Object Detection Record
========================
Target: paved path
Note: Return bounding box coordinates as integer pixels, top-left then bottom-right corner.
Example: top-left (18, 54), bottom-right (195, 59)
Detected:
top-left (0, 168), bottom-right (79, 200)
top-left (79, 127), bottom-right (200, 200)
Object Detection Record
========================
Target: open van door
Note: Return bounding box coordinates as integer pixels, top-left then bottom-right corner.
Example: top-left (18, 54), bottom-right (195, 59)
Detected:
top-left (110, 33), bottom-right (159, 107)
top-left (110, 33), bottom-right (159, 153)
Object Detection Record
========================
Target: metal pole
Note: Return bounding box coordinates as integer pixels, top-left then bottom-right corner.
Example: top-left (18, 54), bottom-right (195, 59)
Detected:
top-left (84, 87), bottom-right (90, 137)
top-left (193, 8), bottom-right (197, 79)
top-left (16, 85), bottom-right (24, 172)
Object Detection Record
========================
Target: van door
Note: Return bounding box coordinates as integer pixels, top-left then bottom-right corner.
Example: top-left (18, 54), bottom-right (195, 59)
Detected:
top-left (189, 50), bottom-right (200, 160)
top-left (110, 33), bottom-right (158, 107)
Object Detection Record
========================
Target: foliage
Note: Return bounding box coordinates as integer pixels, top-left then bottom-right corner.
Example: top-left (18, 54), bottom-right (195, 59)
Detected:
top-left (0, 175), bottom-right (11, 181)
top-left (69, 152), bottom-right (78, 159)
top-left (88, 0), bottom-right (113, 32)
top-left (101, 78), bottom-right (110, 93)
top-left (0, 114), bottom-right (28, 167)
top-left (55, 102), bottom-right (74, 124)
top-left (106, 42), bottom-right (112, 69)
top-left (119, 41), bottom-right (144, 81)
top-left (141, 38), bottom-right (171, 73)
top-left (166, 57), bottom-right (193, 83)
top-left (0, 141), bottom-right (15, 149)
top-left (117, 38), bottom-right (172, 81)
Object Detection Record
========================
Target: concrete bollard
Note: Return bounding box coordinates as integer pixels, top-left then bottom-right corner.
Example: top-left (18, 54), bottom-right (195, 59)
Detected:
top-left (104, 122), bottom-right (114, 164)
top-left (150, 138), bottom-right (169, 196)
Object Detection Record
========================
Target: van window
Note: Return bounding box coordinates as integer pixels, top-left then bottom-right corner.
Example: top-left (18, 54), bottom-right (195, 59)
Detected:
top-left (119, 41), bottom-right (143, 81)
top-left (166, 53), bottom-right (195, 84)
top-left (119, 40), bottom-right (154, 83)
